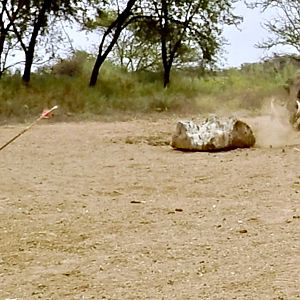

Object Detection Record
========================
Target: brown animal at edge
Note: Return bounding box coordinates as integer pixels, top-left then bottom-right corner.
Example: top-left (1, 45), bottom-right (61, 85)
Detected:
top-left (284, 71), bottom-right (300, 129)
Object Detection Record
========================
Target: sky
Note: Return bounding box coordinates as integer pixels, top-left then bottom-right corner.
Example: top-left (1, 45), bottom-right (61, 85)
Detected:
top-left (222, 1), bottom-right (296, 67)
top-left (222, 1), bottom-right (270, 67)
top-left (67, 1), bottom-right (289, 69)
top-left (7, 1), bottom-right (298, 70)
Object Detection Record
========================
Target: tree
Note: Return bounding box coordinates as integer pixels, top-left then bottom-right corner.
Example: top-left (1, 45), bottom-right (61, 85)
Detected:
top-left (129, 0), bottom-right (241, 87)
top-left (89, 0), bottom-right (138, 86)
top-left (248, 0), bottom-right (300, 53)
top-left (0, 0), bottom-right (23, 78)
top-left (5, 0), bottom-right (80, 83)
top-left (111, 29), bottom-right (161, 71)
top-left (88, 0), bottom-right (240, 87)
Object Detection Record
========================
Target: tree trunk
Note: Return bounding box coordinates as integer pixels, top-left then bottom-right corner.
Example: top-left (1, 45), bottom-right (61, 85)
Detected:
top-left (89, 0), bottom-right (137, 87)
top-left (22, 50), bottom-right (34, 83)
top-left (0, 20), bottom-right (7, 76)
top-left (163, 64), bottom-right (171, 88)
top-left (89, 55), bottom-right (106, 86)
top-left (160, 0), bottom-right (171, 88)
top-left (21, 1), bottom-right (50, 83)
top-left (89, 34), bottom-right (119, 86)
top-left (0, 35), bottom-right (5, 77)
top-left (0, 27), bottom-right (5, 58)
top-left (0, 2), bottom-right (7, 61)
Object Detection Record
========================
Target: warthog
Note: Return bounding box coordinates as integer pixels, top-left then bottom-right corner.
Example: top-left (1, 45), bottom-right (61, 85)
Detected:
top-left (285, 71), bottom-right (300, 129)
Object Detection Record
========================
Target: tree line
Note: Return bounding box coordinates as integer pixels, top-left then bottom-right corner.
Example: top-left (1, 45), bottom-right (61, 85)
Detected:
top-left (0, 0), bottom-right (299, 87)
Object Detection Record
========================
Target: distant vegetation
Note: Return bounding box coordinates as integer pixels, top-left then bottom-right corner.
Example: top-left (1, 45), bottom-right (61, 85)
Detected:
top-left (0, 51), bottom-right (299, 123)
top-left (0, 0), bottom-right (240, 87)
top-left (1, 0), bottom-right (300, 123)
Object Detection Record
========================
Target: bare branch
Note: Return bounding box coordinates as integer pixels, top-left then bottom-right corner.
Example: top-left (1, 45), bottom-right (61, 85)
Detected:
top-left (250, 0), bottom-right (300, 54)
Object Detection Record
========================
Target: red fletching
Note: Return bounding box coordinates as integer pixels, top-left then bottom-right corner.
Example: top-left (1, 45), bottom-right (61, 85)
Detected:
top-left (42, 108), bottom-right (53, 119)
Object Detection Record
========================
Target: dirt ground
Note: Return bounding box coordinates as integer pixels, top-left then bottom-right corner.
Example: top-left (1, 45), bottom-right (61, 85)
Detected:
top-left (0, 113), bottom-right (300, 300)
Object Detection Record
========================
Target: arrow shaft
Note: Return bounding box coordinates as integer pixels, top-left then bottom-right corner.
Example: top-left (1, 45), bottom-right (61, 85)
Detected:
top-left (0, 105), bottom-right (58, 152)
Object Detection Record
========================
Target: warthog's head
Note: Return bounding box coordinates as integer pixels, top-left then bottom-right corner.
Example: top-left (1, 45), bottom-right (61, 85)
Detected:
top-left (296, 99), bottom-right (300, 116)
top-left (293, 99), bottom-right (300, 129)
top-left (285, 71), bottom-right (300, 129)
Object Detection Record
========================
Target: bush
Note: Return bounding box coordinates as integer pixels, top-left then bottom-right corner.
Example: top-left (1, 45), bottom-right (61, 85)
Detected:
top-left (52, 51), bottom-right (93, 77)
top-left (0, 51), bottom-right (298, 122)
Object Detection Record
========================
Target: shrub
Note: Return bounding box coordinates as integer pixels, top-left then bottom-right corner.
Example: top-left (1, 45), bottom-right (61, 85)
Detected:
top-left (0, 52), bottom-right (298, 122)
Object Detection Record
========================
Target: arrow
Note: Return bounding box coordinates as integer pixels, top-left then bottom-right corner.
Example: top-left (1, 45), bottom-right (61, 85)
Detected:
top-left (0, 105), bottom-right (58, 152)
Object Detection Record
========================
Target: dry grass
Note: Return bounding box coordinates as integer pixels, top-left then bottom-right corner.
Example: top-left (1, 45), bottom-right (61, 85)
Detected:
top-left (0, 54), bottom-right (298, 122)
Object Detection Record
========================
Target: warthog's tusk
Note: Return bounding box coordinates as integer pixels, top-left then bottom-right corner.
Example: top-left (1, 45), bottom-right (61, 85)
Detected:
top-left (296, 100), bottom-right (300, 116)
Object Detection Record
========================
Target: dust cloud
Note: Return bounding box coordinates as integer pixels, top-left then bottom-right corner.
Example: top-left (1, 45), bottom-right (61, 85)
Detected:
top-left (245, 101), bottom-right (299, 148)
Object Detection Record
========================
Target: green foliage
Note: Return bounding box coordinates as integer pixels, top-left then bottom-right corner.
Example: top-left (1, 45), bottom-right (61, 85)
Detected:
top-left (0, 53), bottom-right (298, 122)
top-left (51, 51), bottom-right (94, 77)
top-left (125, 0), bottom-right (241, 87)
top-left (85, 9), bottom-right (118, 29)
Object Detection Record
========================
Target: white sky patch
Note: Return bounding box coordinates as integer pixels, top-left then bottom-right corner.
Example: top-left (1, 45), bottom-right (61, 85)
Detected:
top-left (5, 2), bottom-right (299, 72)
top-left (222, 1), bottom-right (298, 67)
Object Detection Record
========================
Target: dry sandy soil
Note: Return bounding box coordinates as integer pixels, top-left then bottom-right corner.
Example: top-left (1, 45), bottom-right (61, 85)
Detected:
top-left (0, 113), bottom-right (300, 300)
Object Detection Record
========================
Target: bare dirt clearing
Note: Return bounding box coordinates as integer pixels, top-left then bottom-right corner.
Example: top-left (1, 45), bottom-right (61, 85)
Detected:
top-left (0, 115), bottom-right (300, 300)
